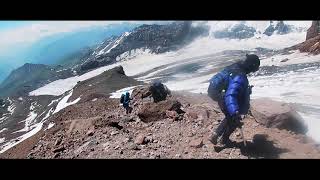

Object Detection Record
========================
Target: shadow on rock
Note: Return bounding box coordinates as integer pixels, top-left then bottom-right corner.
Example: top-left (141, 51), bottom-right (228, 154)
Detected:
top-left (215, 134), bottom-right (289, 159)
top-left (240, 134), bottom-right (289, 158)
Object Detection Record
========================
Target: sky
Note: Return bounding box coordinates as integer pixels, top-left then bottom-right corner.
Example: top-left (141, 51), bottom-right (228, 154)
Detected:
top-left (0, 21), bottom-right (121, 52)
top-left (0, 21), bottom-right (171, 53)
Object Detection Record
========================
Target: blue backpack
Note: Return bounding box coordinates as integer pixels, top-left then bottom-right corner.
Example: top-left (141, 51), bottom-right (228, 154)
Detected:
top-left (208, 70), bottom-right (231, 101)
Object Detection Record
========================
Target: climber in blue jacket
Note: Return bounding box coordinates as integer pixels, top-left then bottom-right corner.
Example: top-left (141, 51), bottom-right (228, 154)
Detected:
top-left (120, 91), bottom-right (133, 114)
top-left (207, 54), bottom-right (260, 146)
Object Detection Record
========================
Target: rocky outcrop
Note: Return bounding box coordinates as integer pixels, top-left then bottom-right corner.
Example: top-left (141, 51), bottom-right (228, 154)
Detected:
top-left (263, 21), bottom-right (291, 36)
top-left (251, 98), bottom-right (308, 134)
top-left (306, 21), bottom-right (320, 40)
top-left (137, 99), bottom-right (184, 123)
top-left (213, 23), bottom-right (256, 39)
top-left (71, 66), bottom-right (142, 102)
top-left (289, 21), bottom-right (320, 55)
top-left (296, 35), bottom-right (320, 55)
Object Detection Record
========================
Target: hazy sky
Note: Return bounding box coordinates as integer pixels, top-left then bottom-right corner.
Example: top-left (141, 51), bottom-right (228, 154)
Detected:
top-left (0, 21), bottom-right (172, 53)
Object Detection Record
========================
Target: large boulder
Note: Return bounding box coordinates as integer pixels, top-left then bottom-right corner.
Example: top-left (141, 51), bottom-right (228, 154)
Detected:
top-left (131, 85), bottom-right (151, 100)
top-left (251, 98), bottom-right (308, 134)
top-left (306, 21), bottom-right (320, 40)
top-left (297, 35), bottom-right (320, 55)
top-left (137, 99), bottom-right (184, 123)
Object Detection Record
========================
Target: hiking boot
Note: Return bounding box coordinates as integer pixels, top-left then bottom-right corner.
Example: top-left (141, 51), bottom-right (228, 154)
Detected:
top-left (209, 132), bottom-right (219, 145)
top-left (220, 137), bottom-right (232, 146)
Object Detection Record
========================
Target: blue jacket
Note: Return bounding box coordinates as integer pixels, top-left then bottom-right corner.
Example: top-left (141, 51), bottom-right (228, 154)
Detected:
top-left (223, 63), bottom-right (251, 116)
top-left (209, 63), bottom-right (250, 117)
top-left (224, 74), bottom-right (250, 116)
top-left (123, 92), bottom-right (131, 108)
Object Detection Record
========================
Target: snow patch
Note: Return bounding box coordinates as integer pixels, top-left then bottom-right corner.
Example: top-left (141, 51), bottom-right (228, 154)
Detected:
top-left (96, 41), bottom-right (113, 56)
top-left (95, 31), bottom-right (131, 57)
top-left (15, 111), bottom-right (38, 133)
top-left (47, 122), bottom-right (55, 130)
top-left (48, 97), bottom-right (62, 107)
top-left (7, 104), bottom-right (16, 115)
top-left (0, 122), bottom-right (43, 154)
top-left (116, 49), bottom-right (152, 62)
top-left (92, 98), bottom-right (97, 102)
top-left (0, 116), bottom-right (8, 123)
top-left (106, 31), bottom-right (131, 54)
top-left (0, 128), bottom-right (8, 133)
top-left (29, 64), bottom-right (118, 96)
top-left (56, 69), bottom-right (67, 73)
top-left (43, 108), bottom-right (54, 121)
top-left (0, 138), bottom-right (5, 144)
top-left (53, 90), bottom-right (81, 114)
top-left (261, 50), bottom-right (320, 66)
top-left (109, 86), bottom-right (140, 99)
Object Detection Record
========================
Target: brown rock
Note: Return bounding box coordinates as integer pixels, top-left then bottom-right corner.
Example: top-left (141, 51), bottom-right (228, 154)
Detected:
top-left (166, 110), bottom-right (178, 120)
top-left (53, 153), bottom-right (60, 158)
top-left (52, 146), bottom-right (65, 153)
top-left (134, 134), bottom-right (146, 145)
top-left (280, 58), bottom-right (289, 63)
top-left (187, 111), bottom-right (198, 119)
top-left (189, 138), bottom-right (203, 148)
top-left (111, 131), bottom-right (119, 136)
top-left (251, 98), bottom-right (308, 134)
top-left (54, 138), bottom-right (62, 146)
top-left (86, 130), bottom-right (94, 136)
top-left (145, 136), bottom-right (153, 143)
top-left (298, 35), bottom-right (320, 55)
top-left (137, 99), bottom-right (183, 123)
top-left (306, 21), bottom-right (320, 40)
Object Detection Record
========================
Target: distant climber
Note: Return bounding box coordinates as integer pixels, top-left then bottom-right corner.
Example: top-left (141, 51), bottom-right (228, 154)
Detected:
top-left (120, 91), bottom-right (133, 114)
top-left (142, 80), bottom-right (172, 103)
top-left (207, 54), bottom-right (260, 147)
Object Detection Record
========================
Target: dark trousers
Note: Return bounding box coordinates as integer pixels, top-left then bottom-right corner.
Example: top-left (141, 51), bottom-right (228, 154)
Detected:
top-left (214, 93), bottom-right (238, 143)
top-left (123, 103), bottom-right (132, 114)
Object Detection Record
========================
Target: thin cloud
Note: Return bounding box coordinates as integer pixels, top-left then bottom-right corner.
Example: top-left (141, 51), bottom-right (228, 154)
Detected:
top-left (0, 21), bottom-right (171, 53)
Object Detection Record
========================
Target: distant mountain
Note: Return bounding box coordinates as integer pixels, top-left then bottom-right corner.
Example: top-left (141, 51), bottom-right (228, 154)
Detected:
top-left (263, 21), bottom-right (292, 36)
top-left (78, 21), bottom-right (210, 72)
top-left (0, 23), bottom-right (140, 83)
top-left (213, 23), bottom-right (257, 39)
top-left (212, 21), bottom-right (306, 39)
top-left (26, 23), bottom-right (140, 65)
top-left (0, 63), bottom-right (73, 97)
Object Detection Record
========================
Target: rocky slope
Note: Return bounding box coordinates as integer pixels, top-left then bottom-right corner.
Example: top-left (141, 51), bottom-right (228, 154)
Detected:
top-left (0, 67), bottom-right (318, 159)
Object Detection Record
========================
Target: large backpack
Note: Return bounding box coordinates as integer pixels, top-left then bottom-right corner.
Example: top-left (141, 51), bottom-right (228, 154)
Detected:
top-left (150, 81), bottom-right (167, 102)
top-left (120, 94), bottom-right (125, 104)
top-left (207, 70), bottom-right (231, 101)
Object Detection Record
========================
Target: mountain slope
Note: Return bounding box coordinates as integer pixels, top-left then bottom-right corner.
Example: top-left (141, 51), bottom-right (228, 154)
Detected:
top-left (0, 22), bottom-right (140, 83)
top-left (1, 84), bottom-right (319, 159)
top-left (0, 63), bottom-right (73, 97)
top-left (78, 21), bottom-right (210, 72)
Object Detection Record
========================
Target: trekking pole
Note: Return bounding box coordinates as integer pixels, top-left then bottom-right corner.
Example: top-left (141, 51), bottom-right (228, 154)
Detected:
top-left (240, 116), bottom-right (247, 147)
top-left (240, 127), bottom-right (247, 147)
